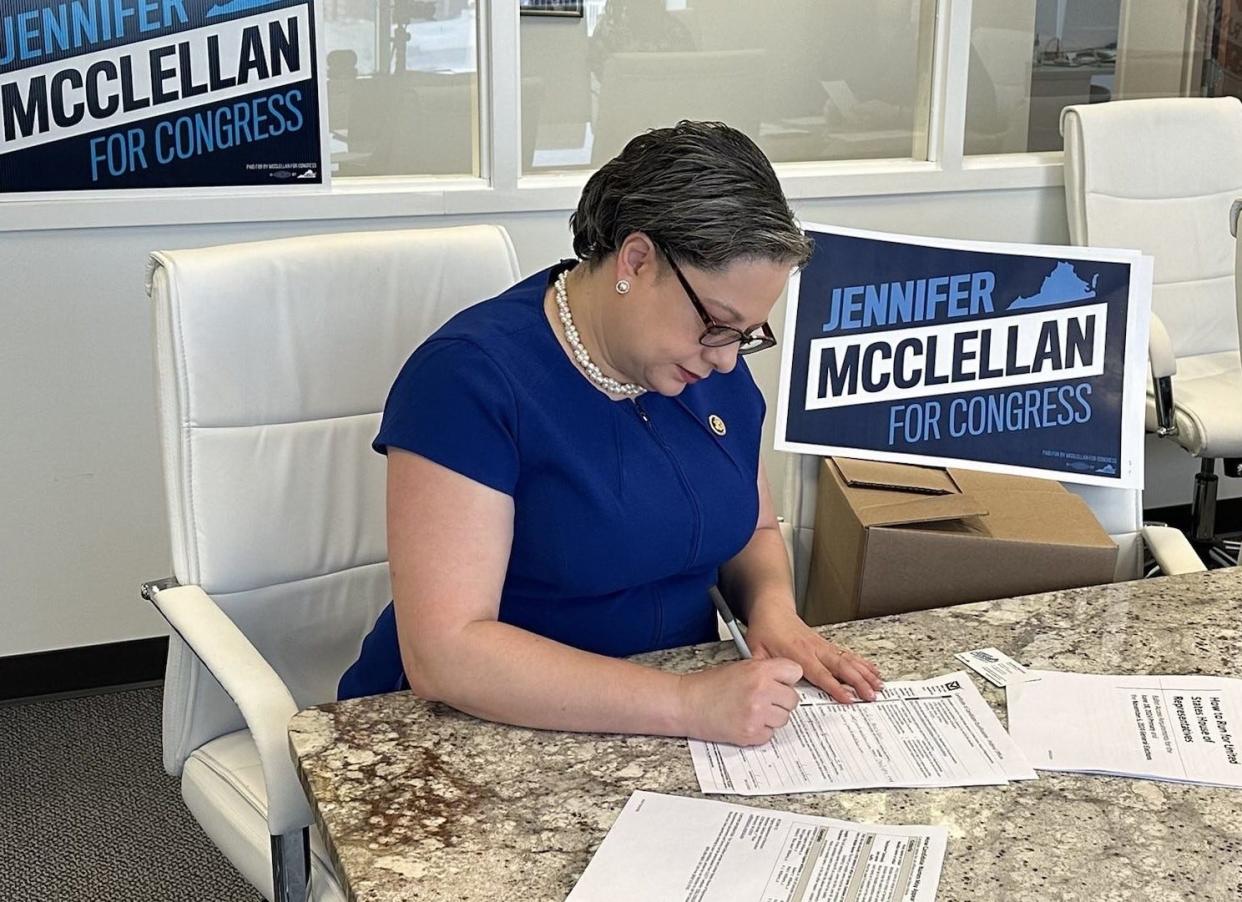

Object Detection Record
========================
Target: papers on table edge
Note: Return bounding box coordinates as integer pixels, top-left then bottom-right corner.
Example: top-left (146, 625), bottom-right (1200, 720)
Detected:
top-left (689, 654), bottom-right (1242, 797)
top-left (1006, 669), bottom-right (1242, 788)
top-left (691, 672), bottom-right (1037, 796)
top-left (569, 667), bottom-right (1242, 902)
top-left (566, 790), bottom-right (947, 902)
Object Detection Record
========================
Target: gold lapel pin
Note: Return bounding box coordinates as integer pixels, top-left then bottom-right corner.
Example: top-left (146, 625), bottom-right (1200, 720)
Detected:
top-left (708, 414), bottom-right (727, 436)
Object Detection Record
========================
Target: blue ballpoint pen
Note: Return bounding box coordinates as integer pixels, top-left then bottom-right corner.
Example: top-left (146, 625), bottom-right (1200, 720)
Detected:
top-left (709, 586), bottom-right (752, 660)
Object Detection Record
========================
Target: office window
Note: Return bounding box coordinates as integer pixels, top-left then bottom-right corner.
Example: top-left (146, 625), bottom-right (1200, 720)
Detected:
top-left (966, 0), bottom-right (1235, 155)
top-left (519, 1), bottom-right (937, 172)
top-left (323, 0), bottom-right (480, 176)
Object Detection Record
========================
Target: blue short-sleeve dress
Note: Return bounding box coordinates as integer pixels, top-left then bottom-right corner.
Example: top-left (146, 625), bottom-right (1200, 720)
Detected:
top-left (338, 261), bottom-right (765, 699)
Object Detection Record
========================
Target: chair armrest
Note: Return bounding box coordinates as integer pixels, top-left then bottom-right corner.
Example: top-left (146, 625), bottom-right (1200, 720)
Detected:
top-left (1148, 313), bottom-right (1176, 380)
top-left (1231, 198), bottom-right (1242, 238)
top-left (1142, 525), bottom-right (1206, 576)
top-left (1148, 313), bottom-right (1178, 436)
top-left (146, 582), bottom-right (312, 836)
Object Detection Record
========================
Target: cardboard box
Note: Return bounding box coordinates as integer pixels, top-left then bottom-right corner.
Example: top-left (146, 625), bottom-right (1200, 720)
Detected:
top-left (804, 457), bottom-right (1118, 625)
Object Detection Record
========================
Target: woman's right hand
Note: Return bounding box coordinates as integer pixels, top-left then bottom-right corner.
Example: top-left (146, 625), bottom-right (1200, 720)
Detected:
top-left (677, 658), bottom-right (803, 746)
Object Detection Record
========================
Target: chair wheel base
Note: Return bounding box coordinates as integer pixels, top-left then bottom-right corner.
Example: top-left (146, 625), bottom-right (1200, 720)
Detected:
top-left (1190, 538), bottom-right (1239, 570)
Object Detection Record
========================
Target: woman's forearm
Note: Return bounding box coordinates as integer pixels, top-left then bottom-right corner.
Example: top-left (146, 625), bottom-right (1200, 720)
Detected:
top-left (718, 524), bottom-right (798, 623)
top-left (402, 620), bottom-right (689, 736)
top-left (716, 523), bottom-right (885, 704)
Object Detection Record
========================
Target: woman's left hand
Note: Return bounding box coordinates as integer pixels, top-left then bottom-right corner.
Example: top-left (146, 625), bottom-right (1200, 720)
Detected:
top-left (744, 600), bottom-right (883, 703)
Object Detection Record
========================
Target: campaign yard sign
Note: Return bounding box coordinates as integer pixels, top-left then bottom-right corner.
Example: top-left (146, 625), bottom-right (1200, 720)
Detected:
top-left (0, 0), bottom-right (327, 192)
top-left (775, 225), bottom-right (1152, 488)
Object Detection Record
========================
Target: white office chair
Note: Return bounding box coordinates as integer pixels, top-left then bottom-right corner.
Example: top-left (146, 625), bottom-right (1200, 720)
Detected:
top-left (1062, 97), bottom-right (1242, 567)
top-left (141, 226), bottom-right (521, 901)
top-left (779, 455), bottom-right (1204, 617)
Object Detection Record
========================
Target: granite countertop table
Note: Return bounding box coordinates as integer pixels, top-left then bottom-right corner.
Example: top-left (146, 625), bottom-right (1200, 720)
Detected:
top-left (289, 569), bottom-right (1242, 902)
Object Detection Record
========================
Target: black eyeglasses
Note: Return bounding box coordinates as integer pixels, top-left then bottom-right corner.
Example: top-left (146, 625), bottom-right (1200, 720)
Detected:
top-left (658, 246), bottom-right (778, 356)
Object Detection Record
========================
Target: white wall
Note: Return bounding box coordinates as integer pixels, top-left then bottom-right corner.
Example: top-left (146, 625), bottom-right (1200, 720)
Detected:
top-left (1, 183), bottom-right (1234, 656)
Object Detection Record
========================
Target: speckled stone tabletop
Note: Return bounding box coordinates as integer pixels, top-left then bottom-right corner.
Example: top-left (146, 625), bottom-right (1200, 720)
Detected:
top-left (289, 569), bottom-right (1242, 902)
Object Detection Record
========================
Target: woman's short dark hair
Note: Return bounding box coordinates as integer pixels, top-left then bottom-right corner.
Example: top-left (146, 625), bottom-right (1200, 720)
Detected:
top-left (570, 120), bottom-right (813, 272)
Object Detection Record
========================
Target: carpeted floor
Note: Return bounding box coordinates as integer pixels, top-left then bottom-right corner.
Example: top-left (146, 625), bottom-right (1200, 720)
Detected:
top-left (0, 685), bottom-right (261, 901)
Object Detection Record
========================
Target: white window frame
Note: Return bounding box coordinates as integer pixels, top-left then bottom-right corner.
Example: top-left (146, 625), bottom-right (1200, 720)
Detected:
top-left (0, 0), bottom-right (1064, 234)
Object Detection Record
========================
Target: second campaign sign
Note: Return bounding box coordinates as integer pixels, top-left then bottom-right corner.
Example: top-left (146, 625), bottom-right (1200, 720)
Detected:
top-left (0, 0), bottom-right (327, 191)
top-left (775, 225), bottom-right (1152, 488)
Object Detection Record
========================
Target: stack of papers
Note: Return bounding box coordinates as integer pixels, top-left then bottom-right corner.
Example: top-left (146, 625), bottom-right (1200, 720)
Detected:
top-left (567, 791), bottom-right (947, 902)
top-left (569, 661), bottom-right (1242, 900)
top-left (691, 673), bottom-right (1036, 795)
top-left (1006, 670), bottom-right (1242, 787)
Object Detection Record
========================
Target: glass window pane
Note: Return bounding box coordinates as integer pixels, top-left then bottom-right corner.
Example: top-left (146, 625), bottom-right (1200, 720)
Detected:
top-left (520, 1), bottom-right (937, 172)
top-left (967, 0), bottom-right (1230, 155)
top-left (324, 0), bottom-right (479, 177)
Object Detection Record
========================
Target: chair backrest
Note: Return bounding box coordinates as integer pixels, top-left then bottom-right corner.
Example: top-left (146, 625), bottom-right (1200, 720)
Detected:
top-left (781, 455), bottom-right (1145, 613)
top-left (591, 49), bottom-right (765, 165)
top-left (147, 226), bottom-right (521, 774)
top-left (1062, 97), bottom-right (1242, 360)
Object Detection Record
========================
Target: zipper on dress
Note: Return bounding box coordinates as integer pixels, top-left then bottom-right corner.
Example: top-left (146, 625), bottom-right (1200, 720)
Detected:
top-left (630, 396), bottom-right (703, 567)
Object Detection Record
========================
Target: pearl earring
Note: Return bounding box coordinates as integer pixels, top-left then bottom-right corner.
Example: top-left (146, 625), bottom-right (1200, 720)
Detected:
top-left (615, 279), bottom-right (631, 295)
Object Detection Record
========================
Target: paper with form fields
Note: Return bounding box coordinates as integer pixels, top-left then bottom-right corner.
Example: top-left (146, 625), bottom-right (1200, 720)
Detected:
top-left (1006, 671), bottom-right (1242, 787)
top-left (691, 672), bottom-right (1035, 795)
top-left (566, 791), bottom-right (947, 902)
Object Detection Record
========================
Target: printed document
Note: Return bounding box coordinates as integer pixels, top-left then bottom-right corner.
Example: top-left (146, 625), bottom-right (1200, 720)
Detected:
top-left (952, 648), bottom-right (1038, 688)
top-left (691, 672), bottom-right (1035, 795)
top-left (566, 791), bottom-right (947, 902)
top-left (1006, 670), bottom-right (1242, 787)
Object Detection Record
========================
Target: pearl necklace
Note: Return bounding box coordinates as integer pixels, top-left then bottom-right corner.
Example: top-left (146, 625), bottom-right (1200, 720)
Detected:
top-left (554, 270), bottom-right (645, 397)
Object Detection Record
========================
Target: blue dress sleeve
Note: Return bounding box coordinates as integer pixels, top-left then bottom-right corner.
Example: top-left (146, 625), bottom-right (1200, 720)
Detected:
top-left (373, 338), bottom-right (520, 495)
top-left (739, 357), bottom-right (767, 421)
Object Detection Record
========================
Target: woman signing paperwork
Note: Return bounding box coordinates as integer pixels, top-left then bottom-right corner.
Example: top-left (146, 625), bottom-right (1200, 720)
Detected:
top-left (338, 121), bottom-right (883, 746)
